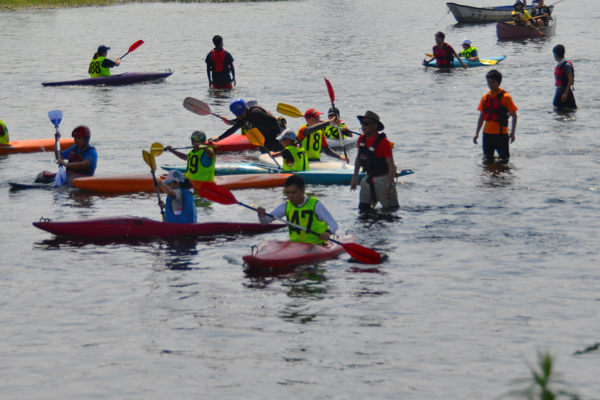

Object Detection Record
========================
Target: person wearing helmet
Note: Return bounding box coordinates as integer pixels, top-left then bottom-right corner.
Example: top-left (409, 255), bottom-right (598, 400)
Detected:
top-left (324, 107), bottom-right (352, 140)
top-left (206, 35), bottom-right (235, 90)
top-left (0, 119), bottom-right (9, 145)
top-left (89, 45), bottom-right (121, 78)
top-left (512, 1), bottom-right (533, 27)
top-left (268, 129), bottom-right (309, 172)
top-left (56, 125), bottom-right (98, 178)
top-left (298, 108), bottom-right (349, 162)
top-left (212, 98), bottom-right (283, 152)
top-left (459, 39), bottom-right (479, 61)
top-left (164, 130), bottom-right (216, 182)
top-left (157, 170), bottom-right (198, 224)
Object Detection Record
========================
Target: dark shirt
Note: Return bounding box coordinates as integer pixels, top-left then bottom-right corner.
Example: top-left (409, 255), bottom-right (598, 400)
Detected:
top-left (205, 49), bottom-right (234, 85)
top-left (217, 106), bottom-right (283, 151)
top-left (102, 59), bottom-right (117, 68)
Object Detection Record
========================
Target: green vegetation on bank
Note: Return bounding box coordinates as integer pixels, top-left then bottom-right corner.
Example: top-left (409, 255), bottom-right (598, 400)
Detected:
top-left (1, 0), bottom-right (278, 11)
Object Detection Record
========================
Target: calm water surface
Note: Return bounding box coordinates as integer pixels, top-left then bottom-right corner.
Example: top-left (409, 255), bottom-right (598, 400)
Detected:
top-left (1, 0), bottom-right (599, 398)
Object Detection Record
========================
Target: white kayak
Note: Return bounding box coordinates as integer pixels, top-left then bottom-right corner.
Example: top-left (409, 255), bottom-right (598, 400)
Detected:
top-left (258, 154), bottom-right (352, 170)
top-left (326, 134), bottom-right (358, 150)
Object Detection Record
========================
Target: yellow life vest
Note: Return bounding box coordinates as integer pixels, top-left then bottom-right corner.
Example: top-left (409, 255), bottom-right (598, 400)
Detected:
top-left (323, 123), bottom-right (348, 139)
top-left (459, 46), bottom-right (477, 58)
top-left (283, 145), bottom-right (309, 172)
top-left (185, 148), bottom-right (215, 182)
top-left (0, 119), bottom-right (8, 145)
top-left (89, 56), bottom-right (111, 78)
top-left (285, 197), bottom-right (329, 245)
top-left (299, 125), bottom-right (324, 161)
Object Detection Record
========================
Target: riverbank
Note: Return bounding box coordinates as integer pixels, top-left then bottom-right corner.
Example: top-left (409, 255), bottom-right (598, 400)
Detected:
top-left (1, 0), bottom-right (276, 11)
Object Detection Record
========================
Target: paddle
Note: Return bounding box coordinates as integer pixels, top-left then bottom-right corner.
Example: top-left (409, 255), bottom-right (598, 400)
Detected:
top-left (183, 97), bottom-right (232, 125)
top-left (48, 110), bottom-right (67, 186)
top-left (150, 142), bottom-right (213, 157)
top-left (244, 127), bottom-right (282, 169)
top-left (142, 149), bottom-right (166, 221)
top-left (277, 102), bottom-right (360, 136)
top-left (119, 40), bottom-right (144, 60)
top-left (324, 78), bottom-right (349, 164)
top-left (195, 183), bottom-right (382, 264)
top-left (424, 53), bottom-right (499, 65)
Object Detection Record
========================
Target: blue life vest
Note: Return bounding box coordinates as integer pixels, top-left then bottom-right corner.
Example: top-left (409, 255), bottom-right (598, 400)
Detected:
top-left (165, 189), bottom-right (198, 223)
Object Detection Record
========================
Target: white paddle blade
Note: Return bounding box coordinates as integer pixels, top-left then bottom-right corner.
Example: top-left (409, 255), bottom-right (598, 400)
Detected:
top-left (55, 166), bottom-right (67, 186)
top-left (48, 110), bottom-right (63, 127)
top-left (183, 97), bottom-right (211, 116)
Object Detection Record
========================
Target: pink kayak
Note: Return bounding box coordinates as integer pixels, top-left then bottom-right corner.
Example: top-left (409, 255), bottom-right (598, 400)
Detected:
top-left (33, 217), bottom-right (285, 238)
top-left (243, 234), bottom-right (355, 271)
top-left (214, 134), bottom-right (258, 153)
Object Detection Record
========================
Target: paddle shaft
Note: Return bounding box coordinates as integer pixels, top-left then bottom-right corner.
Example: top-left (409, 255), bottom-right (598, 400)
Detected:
top-left (149, 170), bottom-right (166, 221)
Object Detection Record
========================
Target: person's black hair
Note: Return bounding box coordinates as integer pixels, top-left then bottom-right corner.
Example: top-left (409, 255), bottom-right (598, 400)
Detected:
top-left (553, 44), bottom-right (565, 58)
top-left (213, 35), bottom-right (223, 46)
top-left (435, 31), bottom-right (445, 40)
top-left (92, 52), bottom-right (99, 59)
top-left (486, 69), bottom-right (503, 85)
top-left (284, 175), bottom-right (305, 190)
top-left (181, 178), bottom-right (193, 190)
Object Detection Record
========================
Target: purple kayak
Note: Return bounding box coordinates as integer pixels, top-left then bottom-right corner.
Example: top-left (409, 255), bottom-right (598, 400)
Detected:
top-left (42, 71), bottom-right (173, 87)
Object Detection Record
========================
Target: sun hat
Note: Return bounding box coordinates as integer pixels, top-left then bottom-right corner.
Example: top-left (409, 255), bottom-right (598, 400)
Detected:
top-left (190, 130), bottom-right (207, 142)
top-left (304, 108), bottom-right (322, 119)
top-left (276, 128), bottom-right (297, 141)
top-left (462, 38), bottom-right (472, 45)
top-left (357, 111), bottom-right (385, 131)
top-left (164, 170), bottom-right (185, 184)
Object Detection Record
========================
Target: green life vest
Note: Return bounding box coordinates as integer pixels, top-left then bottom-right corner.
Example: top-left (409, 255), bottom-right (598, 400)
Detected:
top-left (185, 148), bottom-right (215, 182)
top-left (283, 145), bottom-right (309, 172)
top-left (459, 46), bottom-right (477, 58)
top-left (285, 197), bottom-right (329, 245)
top-left (323, 123), bottom-right (348, 139)
top-left (299, 125), bottom-right (324, 161)
top-left (0, 119), bottom-right (8, 145)
top-left (89, 56), bottom-right (111, 78)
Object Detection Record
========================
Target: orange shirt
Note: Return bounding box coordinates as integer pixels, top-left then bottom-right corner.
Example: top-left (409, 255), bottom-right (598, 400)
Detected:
top-left (477, 88), bottom-right (518, 134)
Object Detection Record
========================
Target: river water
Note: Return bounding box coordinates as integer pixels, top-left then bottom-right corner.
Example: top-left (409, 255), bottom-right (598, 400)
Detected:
top-left (1, 0), bottom-right (599, 398)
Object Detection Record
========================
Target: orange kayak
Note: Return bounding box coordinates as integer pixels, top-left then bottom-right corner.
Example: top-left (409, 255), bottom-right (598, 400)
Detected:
top-left (72, 173), bottom-right (291, 193)
top-left (0, 138), bottom-right (75, 154)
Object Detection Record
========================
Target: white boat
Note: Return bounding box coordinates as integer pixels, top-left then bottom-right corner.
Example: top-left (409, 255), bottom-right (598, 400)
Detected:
top-left (446, 2), bottom-right (553, 23)
top-left (258, 154), bottom-right (352, 170)
top-left (326, 134), bottom-right (359, 150)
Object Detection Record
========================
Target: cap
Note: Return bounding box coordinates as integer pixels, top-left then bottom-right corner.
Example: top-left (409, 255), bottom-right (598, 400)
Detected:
top-left (164, 170), bottom-right (185, 184)
top-left (461, 38), bottom-right (471, 45)
top-left (514, 0), bottom-right (523, 5)
top-left (97, 45), bottom-right (110, 53)
top-left (357, 110), bottom-right (385, 131)
top-left (276, 128), bottom-right (297, 141)
top-left (304, 108), bottom-right (322, 119)
top-left (328, 107), bottom-right (340, 117)
top-left (190, 130), bottom-right (207, 142)
top-left (230, 98), bottom-right (247, 117)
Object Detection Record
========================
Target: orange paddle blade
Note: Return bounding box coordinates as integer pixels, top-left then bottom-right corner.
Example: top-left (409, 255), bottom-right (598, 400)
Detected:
top-left (244, 128), bottom-right (266, 147)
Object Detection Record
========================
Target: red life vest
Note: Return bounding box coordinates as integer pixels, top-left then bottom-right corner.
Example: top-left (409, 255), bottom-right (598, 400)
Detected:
top-left (483, 91), bottom-right (510, 131)
top-left (433, 43), bottom-right (454, 67)
top-left (211, 49), bottom-right (226, 73)
top-left (67, 145), bottom-right (95, 176)
top-left (555, 60), bottom-right (574, 88)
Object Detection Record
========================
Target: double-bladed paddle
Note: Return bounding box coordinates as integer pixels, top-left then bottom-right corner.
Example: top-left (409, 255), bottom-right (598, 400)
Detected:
top-left (183, 97), bottom-right (232, 125)
top-left (243, 128), bottom-right (282, 169)
top-left (324, 78), bottom-right (349, 163)
top-left (277, 102), bottom-right (360, 136)
top-left (120, 40), bottom-right (144, 60)
top-left (142, 149), bottom-right (165, 221)
top-left (424, 53), bottom-right (499, 65)
top-left (194, 183), bottom-right (382, 264)
top-left (48, 110), bottom-right (67, 186)
top-left (150, 142), bottom-right (214, 157)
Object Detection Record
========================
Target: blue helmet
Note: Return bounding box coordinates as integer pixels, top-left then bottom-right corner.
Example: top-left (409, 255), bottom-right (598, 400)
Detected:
top-left (230, 98), bottom-right (247, 117)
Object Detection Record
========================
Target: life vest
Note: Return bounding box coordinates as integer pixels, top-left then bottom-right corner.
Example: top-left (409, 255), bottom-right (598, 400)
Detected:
top-left (210, 49), bottom-right (226, 73)
top-left (185, 148), bottom-right (215, 182)
top-left (299, 125), bottom-right (324, 160)
top-left (433, 43), bottom-right (455, 67)
top-left (555, 60), bottom-right (574, 88)
top-left (285, 197), bottom-right (329, 245)
top-left (459, 46), bottom-right (477, 59)
top-left (66, 145), bottom-right (96, 176)
top-left (512, 9), bottom-right (531, 25)
top-left (358, 133), bottom-right (390, 177)
top-left (531, 5), bottom-right (551, 24)
top-left (89, 56), bottom-right (111, 78)
top-left (283, 145), bottom-right (309, 172)
top-left (0, 119), bottom-right (8, 145)
top-left (483, 90), bottom-right (510, 132)
top-left (323, 122), bottom-right (349, 139)
top-left (165, 188), bottom-right (198, 224)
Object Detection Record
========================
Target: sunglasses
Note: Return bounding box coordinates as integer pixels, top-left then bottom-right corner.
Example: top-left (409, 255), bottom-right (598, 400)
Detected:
top-left (361, 121), bottom-right (376, 126)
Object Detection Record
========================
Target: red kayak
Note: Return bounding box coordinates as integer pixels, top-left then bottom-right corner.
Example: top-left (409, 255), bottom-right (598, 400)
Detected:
top-left (213, 134), bottom-right (258, 153)
top-left (243, 234), bottom-right (355, 271)
top-left (33, 217), bottom-right (285, 238)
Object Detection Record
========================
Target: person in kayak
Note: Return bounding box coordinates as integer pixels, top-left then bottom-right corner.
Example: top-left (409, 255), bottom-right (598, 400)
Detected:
top-left (553, 45), bottom-right (577, 109)
top-left (211, 98), bottom-right (283, 152)
top-left (269, 129), bottom-right (308, 172)
top-left (158, 170), bottom-right (198, 224)
top-left (165, 130), bottom-right (216, 182)
top-left (350, 111), bottom-right (399, 211)
top-left (88, 45), bottom-right (121, 78)
top-left (473, 70), bottom-right (518, 160)
top-left (256, 175), bottom-right (338, 245)
top-left (0, 119), bottom-right (9, 145)
top-left (298, 108), bottom-right (349, 162)
top-left (324, 107), bottom-right (353, 140)
top-left (206, 35), bottom-right (235, 90)
top-left (512, 0), bottom-right (534, 27)
top-left (423, 32), bottom-right (467, 69)
top-left (530, 0), bottom-right (552, 27)
top-left (459, 39), bottom-right (479, 62)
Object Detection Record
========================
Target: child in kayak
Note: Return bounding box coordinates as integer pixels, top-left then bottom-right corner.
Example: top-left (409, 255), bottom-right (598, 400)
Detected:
top-left (158, 170), bottom-right (198, 224)
top-left (459, 39), bottom-right (479, 61)
top-left (324, 107), bottom-right (353, 140)
top-left (0, 119), bottom-right (9, 144)
top-left (256, 175), bottom-right (338, 245)
top-left (268, 128), bottom-right (309, 172)
top-left (165, 130), bottom-right (216, 182)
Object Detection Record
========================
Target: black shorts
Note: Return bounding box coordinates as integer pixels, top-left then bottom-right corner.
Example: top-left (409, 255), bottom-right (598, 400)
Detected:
top-left (482, 133), bottom-right (510, 159)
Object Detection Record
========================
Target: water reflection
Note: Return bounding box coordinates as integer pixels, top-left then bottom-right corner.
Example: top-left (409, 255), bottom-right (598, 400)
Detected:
top-left (553, 108), bottom-right (577, 122)
top-left (207, 88), bottom-right (236, 101)
top-left (478, 158), bottom-right (515, 188)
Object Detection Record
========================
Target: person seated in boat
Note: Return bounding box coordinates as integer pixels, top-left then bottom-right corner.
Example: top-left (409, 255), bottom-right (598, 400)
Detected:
top-left (88, 45), bottom-right (121, 78)
top-left (512, 0), bottom-right (533, 27)
top-left (423, 32), bottom-right (467, 69)
top-left (459, 39), bottom-right (479, 62)
top-left (211, 98), bottom-right (283, 152)
top-left (298, 108), bottom-right (349, 162)
top-left (256, 175), bottom-right (338, 245)
top-left (0, 119), bottom-right (9, 145)
top-left (530, 0), bottom-right (552, 27)
top-left (165, 130), bottom-right (215, 182)
top-left (553, 45), bottom-right (577, 109)
top-left (268, 129), bottom-right (309, 172)
top-left (157, 170), bottom-right (198, 224)
top-left (324, 107), bottom-right (353, 140)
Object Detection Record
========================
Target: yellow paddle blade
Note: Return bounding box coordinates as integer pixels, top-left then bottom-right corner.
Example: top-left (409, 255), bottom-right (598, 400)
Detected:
top-left (425, 53), bottom-right (433, 57)
top-left (245, 128), bottom-right (266, 147)
top-left (277, 103), bottom-right (303, 118)
top-left (150, 142), bottom-right (164, 157)
top-left (479, 59), bottom-right (498, 65)
top-left (390, 141), bottom-right (395, 149)
top-left (142, 150), bottom-right (157, 172)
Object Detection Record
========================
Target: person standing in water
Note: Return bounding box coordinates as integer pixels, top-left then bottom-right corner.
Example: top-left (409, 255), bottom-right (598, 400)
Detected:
top-left (553, 45), bottom-right (577, 109)
top-left (206, 35), bottom-right (235, 89)
top-left (423, 32), bottom-right (467, 69)
top-left (88, 45), bottom-right (121, 77)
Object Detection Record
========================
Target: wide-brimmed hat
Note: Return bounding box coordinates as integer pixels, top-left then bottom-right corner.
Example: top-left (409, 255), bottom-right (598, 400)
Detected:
top-left (357, 111), bottom-right (384, 131)
top-left (276, 128), bottom-right (297, 141)
top-left (164, 170), bottom-right (185, 184)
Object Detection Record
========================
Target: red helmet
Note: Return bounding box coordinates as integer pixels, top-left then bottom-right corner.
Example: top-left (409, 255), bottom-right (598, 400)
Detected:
top-left (72, 125), bottom-right (91, 138)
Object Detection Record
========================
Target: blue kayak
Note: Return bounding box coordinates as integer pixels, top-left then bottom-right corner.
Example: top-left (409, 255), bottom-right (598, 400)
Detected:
top-left (42, 71), bottom-right (173, 86)
top-left (423, 56), bottom-right (506, 68)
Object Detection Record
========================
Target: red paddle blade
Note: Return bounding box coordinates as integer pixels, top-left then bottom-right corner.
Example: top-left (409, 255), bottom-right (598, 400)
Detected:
top-left (195, 181), bottom-right (239, 205)
top-left (341, 242), bottom-right (381, 264)
top-left (324, 77), bottom-right (335, 103)
top-left (128, 40), bottom-right (144, 53)
top-left (183, 97), bottom-right (211, 116)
